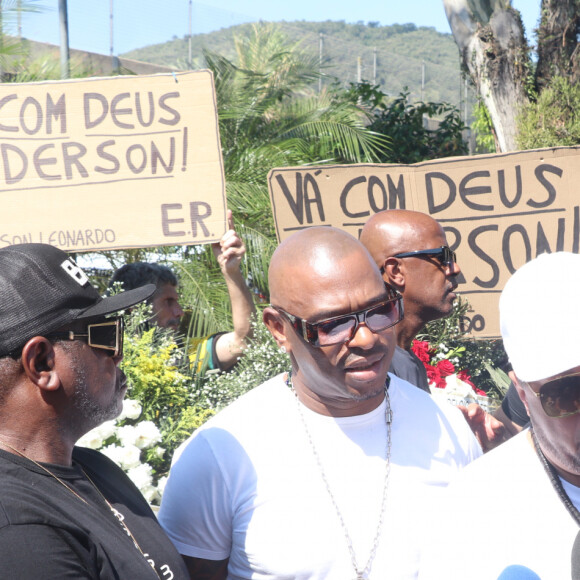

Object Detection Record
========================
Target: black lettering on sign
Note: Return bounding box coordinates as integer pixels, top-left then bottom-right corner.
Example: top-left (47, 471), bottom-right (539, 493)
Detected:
top-left (84, 93), bottom-right (108, 130)
top-left (110, 93), bottom-right (133, 129)
top-left (340, 176), bottom-right (368, 219)
top-left (158, 92), bottom-right (181, 126)
top-left (502, 224), bottom-right (531, 274)
top-left (425, 172), bottom-right (456, 214)
top-left (275, 173), bottom-right (324, 224)
top-left (151, 138), bottom-right (175, 174)
top-left (189, 201), bottom-right (211, 238)
top-left (468, 225), bottom-right (499, 288)
top-left (366, 174), bottom-right (406, 212)
top-left (386, 175), bottom-right (405, 209)
top-left (497, 165), bottom-right (522, 208)
top-left (459, 171), bottom-right (493, 211)
top-left (460, 313), bottom-right (485, 334)
top-left (62, 142), bottom-right (88, 179)
top-left (20, 97), bottom-right (43, 135)
top-left (536, 218), bottom-right (565, 254)
top-left (33, 144), bottom-right (60, 181)
top-left (95, 140), bottom-right (120, 175)
top-left (368, 176), bottom-right (387, 213)
top-left (1, 143), bottom-right (28, 184)
top-left (161, 203), bottom-right (185, 236)
top-left (46, 93), bottom-right (66, 134)
top-left (442, 226), bottom-right (466, 285)
top-left (126, 144), bottom-right (147, 174)
top-left (529, 164), bottom-right (563, 208)
top-left (135, 92), bottom-right (155, 127)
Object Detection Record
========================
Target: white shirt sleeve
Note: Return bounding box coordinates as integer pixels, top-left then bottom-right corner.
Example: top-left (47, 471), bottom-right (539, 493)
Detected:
top-left (158, 431), bottom-right (233, 561)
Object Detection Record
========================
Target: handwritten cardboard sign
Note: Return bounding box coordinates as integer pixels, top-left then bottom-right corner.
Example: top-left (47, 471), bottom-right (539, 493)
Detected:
top-left (268, 146), bottom-right (580, 337)
top-left (0, 71), bottom-right (226, 251)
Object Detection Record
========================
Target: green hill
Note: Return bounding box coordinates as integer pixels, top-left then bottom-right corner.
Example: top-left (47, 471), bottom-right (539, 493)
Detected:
top-left (123, 20), bottom-right (464, 108)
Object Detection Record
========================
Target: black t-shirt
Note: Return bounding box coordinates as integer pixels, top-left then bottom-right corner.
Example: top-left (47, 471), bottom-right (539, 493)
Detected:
top-left (0, 446), bottom-right (189, 579)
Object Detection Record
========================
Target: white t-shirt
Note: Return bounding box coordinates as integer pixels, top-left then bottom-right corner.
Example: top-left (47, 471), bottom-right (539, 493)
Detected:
top-left (159, 373), bottom-right (481, 579)
top-left (418, 429), bottom-right (580, 580)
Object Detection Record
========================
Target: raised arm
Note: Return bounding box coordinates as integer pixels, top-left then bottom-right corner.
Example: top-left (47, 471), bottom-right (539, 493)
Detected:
top-left (212, 209), bottom-right (256, 370)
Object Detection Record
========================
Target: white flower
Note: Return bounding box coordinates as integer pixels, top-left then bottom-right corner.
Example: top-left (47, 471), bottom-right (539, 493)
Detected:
top-left (101, 443), bottom-right (142, 470)
top-left (115, 421), bottom-right (161, 450)
top-left (119, 399), bottom-right (142, 421)
top-left (127, 462), bottom-right (153, 489)
top-left (444, 374), bottom-right (476, 398)
top-left (140, 484), bottom-right (161, 504)
top-left (150, 446), bottom-right (165, 460)
top-left (132, 421), bottom-right (162, 449)
top-left (77, 420), bottom-right (117, 449)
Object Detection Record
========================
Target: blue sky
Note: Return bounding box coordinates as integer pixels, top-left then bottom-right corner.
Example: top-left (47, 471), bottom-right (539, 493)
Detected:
top-left (18, 0), bottom-right (540, 56)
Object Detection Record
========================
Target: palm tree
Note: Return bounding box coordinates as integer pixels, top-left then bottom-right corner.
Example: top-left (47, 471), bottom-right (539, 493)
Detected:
top-left (177, 23), bottom-right (389, 340)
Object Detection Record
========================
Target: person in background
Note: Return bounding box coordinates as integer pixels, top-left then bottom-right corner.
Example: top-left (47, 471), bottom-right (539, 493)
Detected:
top-left (0, 243), bottom-right (189, 579)
top-left (110, 209), bottom-right (256, 375)
top-left (360, 209), bottom-right (508, 450)
top-left (158, 226), bottom-right (481, 579)
top-left (418, 252), bottom-right (580, 580)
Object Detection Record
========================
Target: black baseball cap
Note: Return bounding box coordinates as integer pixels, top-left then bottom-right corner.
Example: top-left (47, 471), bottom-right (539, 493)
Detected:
top-left (0, 243), bottom-right (155, 356)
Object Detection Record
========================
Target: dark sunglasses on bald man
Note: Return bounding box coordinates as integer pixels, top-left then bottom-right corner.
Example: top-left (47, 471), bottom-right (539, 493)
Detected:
top-left (47, 317), bottom-right (124, 357)
top-left (526, 372), bottom-right (580, 419)
top-left (393, 245), bottom-right (457, 266)
top-left (274, 283), bottom-right (403, 348)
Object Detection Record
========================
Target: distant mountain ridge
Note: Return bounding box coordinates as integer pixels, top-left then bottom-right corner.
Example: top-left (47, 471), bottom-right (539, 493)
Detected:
top-left (123, 20), bottom-right (464, 108)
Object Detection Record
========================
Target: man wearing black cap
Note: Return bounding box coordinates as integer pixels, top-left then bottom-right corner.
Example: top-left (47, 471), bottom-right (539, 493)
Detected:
top-left (0, 243), bottom-right (188, 579)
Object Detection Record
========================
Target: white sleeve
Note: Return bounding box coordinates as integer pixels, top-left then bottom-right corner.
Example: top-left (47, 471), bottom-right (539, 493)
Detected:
top-left (158, 432), bottom-right (233, 560)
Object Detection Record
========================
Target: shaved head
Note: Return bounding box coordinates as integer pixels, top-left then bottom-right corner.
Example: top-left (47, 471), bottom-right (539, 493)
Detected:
top-left (359, 209), bottom-right (461, 348)
top-left (360, 209), bottom-right (445, 270)
top-left (269, 226), bottom-right (382, 315)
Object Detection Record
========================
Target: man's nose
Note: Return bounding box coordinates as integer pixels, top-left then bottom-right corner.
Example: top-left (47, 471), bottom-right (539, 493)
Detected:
top-left (446, 259), bottom-right (461, 276)
top-left (347, 321), bottom-right (377, 349)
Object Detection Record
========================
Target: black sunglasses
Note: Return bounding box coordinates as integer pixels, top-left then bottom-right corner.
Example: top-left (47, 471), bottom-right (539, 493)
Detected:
top-left (527, 372), bottom-right (580, 418)
top-left (48, 317), bottom-right (124, 357)
top-left (393, 245), bottom-right (457, 266)
top-left (274, 283), bottom-right (403, 347)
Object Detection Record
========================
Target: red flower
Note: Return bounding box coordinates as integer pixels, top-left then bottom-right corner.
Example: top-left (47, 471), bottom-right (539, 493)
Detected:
top-left (412, 340), bottom-right (432, 364)
top-left (426, 365), bottom-right (446, 389)
top-left (457, 369), bottom-right (486, 396)
top-left (436, 359), bottom-right (455, 378)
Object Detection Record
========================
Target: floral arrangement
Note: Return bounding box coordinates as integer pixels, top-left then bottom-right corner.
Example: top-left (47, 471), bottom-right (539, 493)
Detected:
top-left (411, 340), bottom-right (499, 412)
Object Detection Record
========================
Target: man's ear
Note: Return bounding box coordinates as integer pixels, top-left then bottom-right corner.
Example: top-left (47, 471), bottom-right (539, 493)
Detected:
top-left (263, 307), bottom-right (290, 351)
top-left (512, 374), bottom-right (531, 418)
top-left (21, 337), bottom-right (61, 392)
top-left (382, 257), bottom-right (405, 290)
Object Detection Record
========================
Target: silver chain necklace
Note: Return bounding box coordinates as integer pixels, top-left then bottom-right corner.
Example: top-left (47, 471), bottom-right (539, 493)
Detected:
top-left (286, 374), bottom-right (393, 580)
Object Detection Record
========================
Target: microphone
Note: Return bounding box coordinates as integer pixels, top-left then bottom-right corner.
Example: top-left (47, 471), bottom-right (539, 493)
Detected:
top-left (496, 565), bottom-right (541, 580)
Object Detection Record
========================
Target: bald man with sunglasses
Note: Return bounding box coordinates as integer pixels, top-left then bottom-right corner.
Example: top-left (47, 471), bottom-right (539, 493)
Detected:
top-left (361, 209), bottom-right (511, 450)
top-left (419, 252), bottom-right (580, 580)
top-left (159, 226), bottom-right (480, 579)
top-left (0, 244), bottom-right (189, 579)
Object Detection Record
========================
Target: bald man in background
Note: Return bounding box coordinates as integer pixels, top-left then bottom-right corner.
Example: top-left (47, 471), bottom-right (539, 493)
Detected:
top-left (361, 209), bottom-right (508, 450)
